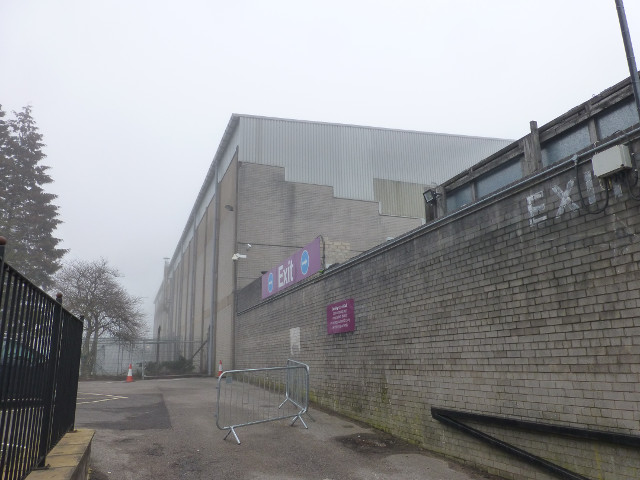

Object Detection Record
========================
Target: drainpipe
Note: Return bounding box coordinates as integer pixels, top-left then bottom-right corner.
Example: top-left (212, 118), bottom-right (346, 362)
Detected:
top-left (0, 237), bottom-right (6, 308)
top-left (208, 162), bottom-right (220, 376)
top-left (0, 236), bottom-right (6, 277)
top-left (189, 211), bottom-right (197, 354)
top-left (616, 0), bottom-right (640, 117)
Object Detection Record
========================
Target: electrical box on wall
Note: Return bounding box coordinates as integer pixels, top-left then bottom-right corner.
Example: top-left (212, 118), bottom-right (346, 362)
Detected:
top-left (591, 144), bottom-right (633, 179)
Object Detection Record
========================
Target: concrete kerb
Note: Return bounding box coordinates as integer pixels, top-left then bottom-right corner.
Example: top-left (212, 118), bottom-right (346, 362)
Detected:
top-left (25, 429), bottom-right (95, 480)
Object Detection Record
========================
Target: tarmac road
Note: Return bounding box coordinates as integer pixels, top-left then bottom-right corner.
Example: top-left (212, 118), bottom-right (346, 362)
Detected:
top-left (75, 377), bottom-right (502, 480)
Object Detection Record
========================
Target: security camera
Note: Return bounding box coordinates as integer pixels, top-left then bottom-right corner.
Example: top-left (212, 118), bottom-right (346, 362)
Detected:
top-left (232, 253), bottom-right (247, 261)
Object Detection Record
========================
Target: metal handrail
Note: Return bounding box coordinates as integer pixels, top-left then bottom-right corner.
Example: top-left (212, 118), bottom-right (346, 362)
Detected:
top-left (432, 407), bottom-right (640, 480)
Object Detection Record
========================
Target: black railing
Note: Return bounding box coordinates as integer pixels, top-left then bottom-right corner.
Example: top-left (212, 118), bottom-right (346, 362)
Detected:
top-left (432, 407), bottom-right (640, 480)
top-left (0, 238), bottom-right (83, 480)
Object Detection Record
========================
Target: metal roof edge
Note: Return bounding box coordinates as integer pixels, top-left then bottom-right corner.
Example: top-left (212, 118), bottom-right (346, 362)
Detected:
top-left (167, 114), bottom-right (241, 270)
top-left (232, 113), bottom-right (512, 143)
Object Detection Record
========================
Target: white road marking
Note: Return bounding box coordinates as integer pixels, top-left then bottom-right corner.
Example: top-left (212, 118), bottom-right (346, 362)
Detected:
top-left (76, 393), bottom-right (128, 404)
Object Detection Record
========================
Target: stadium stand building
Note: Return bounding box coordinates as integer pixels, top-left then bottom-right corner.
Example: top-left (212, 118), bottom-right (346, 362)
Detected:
top-left (153, 117), bottom-right (511, 372)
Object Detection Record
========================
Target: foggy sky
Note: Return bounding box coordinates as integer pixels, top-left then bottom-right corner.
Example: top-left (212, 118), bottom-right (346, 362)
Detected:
top-left (1, 0), bottom-right (638, 330)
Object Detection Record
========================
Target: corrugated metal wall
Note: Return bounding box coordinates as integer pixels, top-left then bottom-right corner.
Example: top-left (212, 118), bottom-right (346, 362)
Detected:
top-left (239, 116), bottom-right (512, 203)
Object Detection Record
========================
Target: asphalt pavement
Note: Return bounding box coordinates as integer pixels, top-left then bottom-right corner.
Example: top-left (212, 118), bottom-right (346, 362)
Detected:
top-left (75, 377), bottom-right (502, 480)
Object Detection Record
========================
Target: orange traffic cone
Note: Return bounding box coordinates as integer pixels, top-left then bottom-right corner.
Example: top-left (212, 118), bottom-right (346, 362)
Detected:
top-left (217, 360), bottom-right (223, 377)
top-left (126, 363), bottom-right (134, 382)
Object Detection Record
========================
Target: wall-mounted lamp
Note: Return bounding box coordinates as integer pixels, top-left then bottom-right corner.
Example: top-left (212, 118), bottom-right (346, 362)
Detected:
top-left (231, 253), bottom-right (247, 261)
top-left (423, 189), bottom-right (441, 205)
top-left (224, 204), bottom-right (234, 211)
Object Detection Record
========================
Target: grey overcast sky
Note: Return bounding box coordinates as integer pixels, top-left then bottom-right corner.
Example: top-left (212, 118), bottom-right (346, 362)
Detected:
top-left (1, 1), bottom-right (639, 330)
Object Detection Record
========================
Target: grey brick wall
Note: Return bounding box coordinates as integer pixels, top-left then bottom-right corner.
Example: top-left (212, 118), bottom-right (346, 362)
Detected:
top-left (236, 145), bottom-right (640, 480)
top-left (235, 161), bottom-right (424, 287)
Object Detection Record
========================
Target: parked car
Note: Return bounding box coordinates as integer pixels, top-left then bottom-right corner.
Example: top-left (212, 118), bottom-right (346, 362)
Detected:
top-left (0, 338), bottom-right (47, 406)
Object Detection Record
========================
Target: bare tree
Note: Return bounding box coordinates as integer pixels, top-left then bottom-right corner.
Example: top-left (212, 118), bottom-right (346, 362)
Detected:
top-left (54, 258), bottom-right (145, 377)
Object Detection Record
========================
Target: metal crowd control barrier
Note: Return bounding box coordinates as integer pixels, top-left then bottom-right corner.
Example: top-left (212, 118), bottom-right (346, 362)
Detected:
top-left (215, 359), bottom-right (309, 444)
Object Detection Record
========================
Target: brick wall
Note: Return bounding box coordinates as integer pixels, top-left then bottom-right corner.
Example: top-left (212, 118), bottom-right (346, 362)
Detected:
top-left (324, 239), bottom-right (352, 266)
top-left (236, 146), bottom-right (640, 479)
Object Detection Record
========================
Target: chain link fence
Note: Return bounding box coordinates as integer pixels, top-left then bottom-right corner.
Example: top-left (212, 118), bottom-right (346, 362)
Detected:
top-left (85, 337), bottom-right (210, 379)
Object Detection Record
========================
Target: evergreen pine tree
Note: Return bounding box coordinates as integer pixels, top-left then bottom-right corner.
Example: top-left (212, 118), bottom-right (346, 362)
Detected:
top-left (0, 105), bottom-right (66, 288)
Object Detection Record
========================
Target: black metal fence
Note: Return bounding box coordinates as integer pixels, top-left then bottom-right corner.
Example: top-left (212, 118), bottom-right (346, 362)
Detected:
top-left (0, 239), bottom-right (84, 480)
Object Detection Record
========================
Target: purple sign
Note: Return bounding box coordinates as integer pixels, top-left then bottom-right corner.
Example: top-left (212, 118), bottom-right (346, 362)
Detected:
top-left (261, 237), bottom-right (323, 299)
top-left (327, 299), bottom-right (355, 334)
